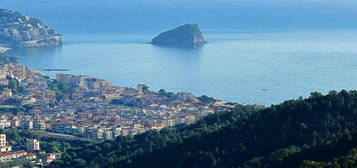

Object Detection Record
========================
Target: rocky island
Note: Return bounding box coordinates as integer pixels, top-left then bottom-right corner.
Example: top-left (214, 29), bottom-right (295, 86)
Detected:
top-left (151, 24), bottom-right (206, 47)
top-left (0, 8), bottom-right (62, 48)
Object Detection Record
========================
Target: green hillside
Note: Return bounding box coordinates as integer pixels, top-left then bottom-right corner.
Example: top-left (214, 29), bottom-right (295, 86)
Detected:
top-left (50, 90), bottom-right (357, 168)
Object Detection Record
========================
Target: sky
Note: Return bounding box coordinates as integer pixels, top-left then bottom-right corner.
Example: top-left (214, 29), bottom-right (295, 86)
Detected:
top-left (1, 0), bottom-right (357, 34)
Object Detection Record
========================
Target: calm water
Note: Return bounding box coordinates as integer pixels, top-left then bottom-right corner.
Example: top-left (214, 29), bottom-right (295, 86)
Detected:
top-left (6, 30), bottom-right (357, 105)
top-left (3, 0), bottom-right (357, 104)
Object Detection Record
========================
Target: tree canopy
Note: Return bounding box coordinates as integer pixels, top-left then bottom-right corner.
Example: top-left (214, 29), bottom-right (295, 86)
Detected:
top-left (50, 90), bottom-right (357, 168)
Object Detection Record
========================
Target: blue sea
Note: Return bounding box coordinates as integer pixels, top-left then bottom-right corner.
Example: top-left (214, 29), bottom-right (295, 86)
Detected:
top-left (3, 0), bottom-right (357, 105)
top-left (6, 31), bottom-right (357, 105)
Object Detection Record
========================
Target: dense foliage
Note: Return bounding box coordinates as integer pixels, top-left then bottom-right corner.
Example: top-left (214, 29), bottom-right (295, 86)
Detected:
top-left (0, 129), bottom-right (93, 154)
top-left (0, 76), bottom-right (23, 95)
top-left (50, 90), bottom-right (357, 168)
top-left (300, 148), bottom-right (357, 168)
top-left (47, 80), bottom-right (73, 100)
top-left (0, 159), bottom-right (31, 168)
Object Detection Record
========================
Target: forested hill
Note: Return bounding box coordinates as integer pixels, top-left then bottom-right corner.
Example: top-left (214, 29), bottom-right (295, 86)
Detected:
top-left (50, 90), bottom-right (357, 168)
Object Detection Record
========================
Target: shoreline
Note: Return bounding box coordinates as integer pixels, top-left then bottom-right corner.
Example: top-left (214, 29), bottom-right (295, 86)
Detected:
top-left (38, 68), bottom-right (71, 72)
top-left (0, 59), bottom-right (235, 140)
top-left (0, 46), bottom-right (10, 53)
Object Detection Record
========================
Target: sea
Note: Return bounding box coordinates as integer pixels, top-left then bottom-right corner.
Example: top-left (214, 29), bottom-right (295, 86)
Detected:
top-left (3, 0), bottom-right (357, 105)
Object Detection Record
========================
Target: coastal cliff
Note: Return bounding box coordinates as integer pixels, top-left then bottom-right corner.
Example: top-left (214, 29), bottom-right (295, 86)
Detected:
top-left (151, 24), bottom-right (206, 47)
top-left (0, 8), bottom-right (62, 48)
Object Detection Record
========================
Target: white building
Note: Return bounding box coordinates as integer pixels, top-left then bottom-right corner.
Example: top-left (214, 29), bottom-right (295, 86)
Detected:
top-left (0, 134), bottom-right (12, 152)
top-left (26, 139), bottom-right (40, 152)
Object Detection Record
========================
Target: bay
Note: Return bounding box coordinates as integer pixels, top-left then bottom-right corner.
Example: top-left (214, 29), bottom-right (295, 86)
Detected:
top-left (7, 30), bottom-right (357, 105)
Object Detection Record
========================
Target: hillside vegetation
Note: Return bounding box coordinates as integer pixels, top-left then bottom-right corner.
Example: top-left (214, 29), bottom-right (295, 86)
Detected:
top-left (50, 90), bottom-right (357, 168)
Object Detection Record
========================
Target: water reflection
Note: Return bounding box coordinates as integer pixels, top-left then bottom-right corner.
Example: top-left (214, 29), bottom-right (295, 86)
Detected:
top-left (151, 42), bottom-right (206, 49)
top-left (7, 46), bottom-right (63, 68)
top-left (5, 31), bottom-right (357, 105)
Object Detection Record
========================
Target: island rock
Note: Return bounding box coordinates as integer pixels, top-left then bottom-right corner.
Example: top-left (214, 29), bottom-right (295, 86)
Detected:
top-left (0, 8), bottom-right (62, 48)
top-left (151, 24), bottom-right (206, 47)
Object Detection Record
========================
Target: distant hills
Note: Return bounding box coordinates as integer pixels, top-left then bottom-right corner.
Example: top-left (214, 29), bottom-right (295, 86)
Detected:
top-left (49, 90), bottom-right (357, 168)
top-left (151, 24), bottom-right (206, 48)
top-left (0, 8), bottom-right (62, 48)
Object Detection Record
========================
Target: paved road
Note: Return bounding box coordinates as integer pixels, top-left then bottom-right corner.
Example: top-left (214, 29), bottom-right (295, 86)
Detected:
top-left (29, 130), bottom-right (98, 142)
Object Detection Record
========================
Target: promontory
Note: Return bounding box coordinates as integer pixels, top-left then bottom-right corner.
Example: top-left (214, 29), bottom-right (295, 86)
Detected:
top-left (151, 24), bottom-right (206, 47)
top-left (0, 8), bottom-right (62, 48)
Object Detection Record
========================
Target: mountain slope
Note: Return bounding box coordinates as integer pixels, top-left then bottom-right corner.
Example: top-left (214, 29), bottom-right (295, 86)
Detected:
top-left (0, 8), bottom-right (62, 48)
top-left (50, 90), bottom-right (357, 168)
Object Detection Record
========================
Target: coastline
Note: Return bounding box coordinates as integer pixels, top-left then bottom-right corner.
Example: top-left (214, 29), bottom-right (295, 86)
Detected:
top-left (38, 68), bottom-right (71, 72)
top-left (0, 46), bottom-right (10, 53)
top-left (0, 54), bottom-right (235, 140)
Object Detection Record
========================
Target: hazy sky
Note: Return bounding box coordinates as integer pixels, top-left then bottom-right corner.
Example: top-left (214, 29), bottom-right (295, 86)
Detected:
top-left (2, 0), bottom-right (357, 34)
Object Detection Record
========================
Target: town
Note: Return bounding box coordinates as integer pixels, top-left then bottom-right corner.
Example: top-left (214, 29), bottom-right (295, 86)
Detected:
top-left (0, 133), bottom-right (56, 167)
top-left (0, 61), bottom-right (233, 142)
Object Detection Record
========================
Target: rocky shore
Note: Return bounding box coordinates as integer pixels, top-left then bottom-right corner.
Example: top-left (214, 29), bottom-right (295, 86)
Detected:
top-left (0, 8), bottom-right (62, 48)
top-left (151, 24), bottom-right (206, 47)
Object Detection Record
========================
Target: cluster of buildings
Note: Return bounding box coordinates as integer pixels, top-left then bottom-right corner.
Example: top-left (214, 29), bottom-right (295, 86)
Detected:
top-left (0, 64), bottom-right (53, 105)
top-left (0, 64), bottom-right (233, 141)
top-left (0, 134), bottom-right (55, 165)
